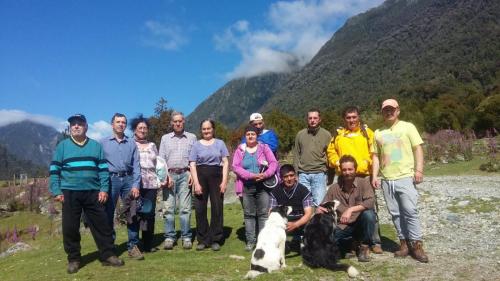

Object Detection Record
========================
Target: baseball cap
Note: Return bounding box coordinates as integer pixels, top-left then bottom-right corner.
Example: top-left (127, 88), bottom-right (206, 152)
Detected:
top-left (249, 113), bottom-right (263, 122)
top-left (67, 114), bottom-right (87, 123)
top-left (381, 99), bottom-right (399, 110)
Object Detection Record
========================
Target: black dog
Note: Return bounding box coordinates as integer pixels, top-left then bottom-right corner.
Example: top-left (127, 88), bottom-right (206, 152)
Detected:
top-left (302, 201), bottom-right (359, 277)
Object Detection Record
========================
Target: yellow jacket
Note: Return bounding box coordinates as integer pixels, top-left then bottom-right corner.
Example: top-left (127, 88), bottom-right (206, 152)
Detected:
top-left (326, 125), bottom-right (374, 175)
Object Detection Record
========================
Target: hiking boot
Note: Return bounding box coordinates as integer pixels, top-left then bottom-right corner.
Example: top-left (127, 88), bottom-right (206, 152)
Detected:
top-left (245, 243), bottom-right (255, 252)
top-left (394, 239), bottom-right (409, 258)
top-left (371, 244), bottom-right (383, 254)
top-left (128, 245), bottom-right (144, 260)
top-left (410, 240), bottom-right (429, 263)
top-left (211, 242), bottom-right (221, 251)
top-left (196, 243), bottom-right (206, 251)
top-left (183, 239), bottom-right (193, 250)
top-left (67, 261), bottom-right (80, 274)
top-left (357, 244), bottom-right (370, 262)
top-left (163, 239), bottom-right (175, 250)
top-left (101, 256), bottom-right (125, 267)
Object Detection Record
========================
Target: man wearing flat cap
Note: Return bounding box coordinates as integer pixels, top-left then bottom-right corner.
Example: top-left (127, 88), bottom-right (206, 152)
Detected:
top-left (49, 114), bottom-right (124, 274)
top-left (371, 99), bottom-right (429, 263)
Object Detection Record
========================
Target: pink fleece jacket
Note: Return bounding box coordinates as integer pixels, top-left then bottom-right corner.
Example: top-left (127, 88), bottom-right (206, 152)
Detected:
top-left (232, 143), bottom-right (278, 197)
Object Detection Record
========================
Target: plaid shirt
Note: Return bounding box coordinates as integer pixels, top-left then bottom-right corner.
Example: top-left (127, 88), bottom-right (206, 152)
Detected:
top-left (269, 182), bottom-right (314, 209)
top-left (158, 131), bottom-right (197, 169)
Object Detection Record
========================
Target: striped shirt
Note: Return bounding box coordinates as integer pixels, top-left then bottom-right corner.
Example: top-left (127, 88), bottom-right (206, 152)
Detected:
top-left (49, 137), bottom-right (109, 196)
top-left (159, 131), bottom-right (197, 169)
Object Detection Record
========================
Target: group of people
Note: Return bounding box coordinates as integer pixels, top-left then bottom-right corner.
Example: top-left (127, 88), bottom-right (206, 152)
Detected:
top-left (49, 98), bottom-right (428, 275)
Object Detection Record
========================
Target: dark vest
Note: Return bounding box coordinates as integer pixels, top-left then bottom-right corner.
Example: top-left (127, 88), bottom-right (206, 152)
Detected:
top-left (271, 183), bottom-right (311, 221)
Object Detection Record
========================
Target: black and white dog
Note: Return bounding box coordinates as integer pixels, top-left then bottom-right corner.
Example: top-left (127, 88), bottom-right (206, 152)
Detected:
top-left (302, 200), bottom-right (359, 278)
top-left (245, 205), bottom-right (292, 279)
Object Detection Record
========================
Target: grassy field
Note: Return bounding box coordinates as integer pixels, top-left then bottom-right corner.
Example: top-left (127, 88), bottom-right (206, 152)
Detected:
top-left (0, 204), bottom-right (409, 281)
top-left (424, 156), bottom-right (495, 176)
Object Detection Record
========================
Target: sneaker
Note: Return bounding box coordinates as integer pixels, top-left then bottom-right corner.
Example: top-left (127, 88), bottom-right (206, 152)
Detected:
top-left (67, 261), bottom-right (80, 274)
top-left (245, 243), bottom-right (255, 252)
top-left (128, 245), bottom-right (145, 260)
top-left (196, 243), bottom-right (206, 251)
top-left (183, 239), bottom-right (193, 250)
top-left (163, 239), bottom-right (175, 250)
top-left (211, 242), bottom-right (221, 251)
top-left (101, 256), bottom-right (125, 267)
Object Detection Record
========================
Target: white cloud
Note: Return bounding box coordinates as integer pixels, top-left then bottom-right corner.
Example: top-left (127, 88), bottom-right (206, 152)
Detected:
top-left (0, 109), bottom-right (115, 141)
top-left (143, 20), bottom-right (188, 51)
top-left (214, 0), bottom-right (384, 78)
top-left (0, 109), bottom-right (66, 131)
top-left (87, 120), bottom-right (112, 141)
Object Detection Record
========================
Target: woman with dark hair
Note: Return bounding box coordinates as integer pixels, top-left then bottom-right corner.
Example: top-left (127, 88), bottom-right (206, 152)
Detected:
top-left (130, 114), bottom-right (168, 252)
top-left (232, 126), bottom-right (278, 251)
top-left (189, 119), bottom-right (229, 251)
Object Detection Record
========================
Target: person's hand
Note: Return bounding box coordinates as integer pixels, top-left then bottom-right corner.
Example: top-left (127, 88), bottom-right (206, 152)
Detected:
top-left (220, 181), bottom-right (227, 194)
top-left (55, 195), bottom-right (64, 203)
top-left (254, 173), bottom-right (266, 182)
top-left (340, 208), bottom-right (352, 224)
top-left (167, 176), bottom-right (175, 188)
top-left (187, 171), bottom-right (193, 186)
top-left (286, 221), bottom-right (299, 233)
top-left (316, 206), bottom-right (327, 214)
top-left (371, 178), bottom-right (381, 189)
top-left (98, 192), bottom-right (108, 203)
top-left (130, 187), bottom-right (140, 198)
top-left (194, 183), bottom-right (203, 195)
top-left (414, 171), bottom-right (424, 184)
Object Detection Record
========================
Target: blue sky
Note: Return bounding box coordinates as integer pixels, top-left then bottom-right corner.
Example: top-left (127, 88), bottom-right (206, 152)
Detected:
top-left (0, 0), bottom-right (383, 139)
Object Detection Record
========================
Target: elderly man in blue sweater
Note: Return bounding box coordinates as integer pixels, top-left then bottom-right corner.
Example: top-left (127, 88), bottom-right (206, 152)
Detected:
top-left (50, 114), bottom-right (124, 274)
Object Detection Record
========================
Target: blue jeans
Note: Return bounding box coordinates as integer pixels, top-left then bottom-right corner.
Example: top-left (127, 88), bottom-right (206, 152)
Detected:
top-left (105, 175), bottom-right (139, 250)
top-left (298, 172), bottom-right (327, 206)
top-left (334, 209), bottom-right (376, 252)
top-left (381, 177), bottom-right (422, 240)
top-left (242, 183), bottom-right (269, 245)
top-left (162, 171), bottom-right (192, 241)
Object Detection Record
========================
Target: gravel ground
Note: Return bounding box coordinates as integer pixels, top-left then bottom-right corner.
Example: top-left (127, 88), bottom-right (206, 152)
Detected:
top-left (372, 176), bottom-right (500, 281)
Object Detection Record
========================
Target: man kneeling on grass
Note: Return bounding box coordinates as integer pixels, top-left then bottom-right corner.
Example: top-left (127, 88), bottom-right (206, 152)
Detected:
top-left (49, 114), bottom-right (124, 274)
top-left (317, 155), bottom-right (376, 262)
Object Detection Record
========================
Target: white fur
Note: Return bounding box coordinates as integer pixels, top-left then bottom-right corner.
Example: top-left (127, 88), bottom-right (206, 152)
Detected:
top-left (347, 265), bottom-right (360, 278)
top-left (244, 207), bottom-right (291, 279)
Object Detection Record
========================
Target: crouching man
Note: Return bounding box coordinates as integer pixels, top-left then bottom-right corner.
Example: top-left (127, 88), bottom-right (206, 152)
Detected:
top-left (49, 114), bottom-right (124, 274)
top-left (317, 155), bottom-right (376, 262)
top-left (269, 164), bottom-right (314, 250)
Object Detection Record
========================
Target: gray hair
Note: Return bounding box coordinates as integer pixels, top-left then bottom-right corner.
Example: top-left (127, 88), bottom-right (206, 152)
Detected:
top-left (171, 111), bottom-right (184, 120)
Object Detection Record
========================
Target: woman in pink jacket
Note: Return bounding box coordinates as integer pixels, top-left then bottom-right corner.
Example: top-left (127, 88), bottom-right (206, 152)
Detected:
top-left (232, 126), bottom-right (278, 251)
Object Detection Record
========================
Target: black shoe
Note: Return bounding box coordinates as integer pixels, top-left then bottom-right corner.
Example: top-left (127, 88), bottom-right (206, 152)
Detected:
top-left (67, 261), bottom-right (80, 274)
top-left (211, 243), bottom-right (221, 251)
top-left (102, 256), bottom-right (125, 267)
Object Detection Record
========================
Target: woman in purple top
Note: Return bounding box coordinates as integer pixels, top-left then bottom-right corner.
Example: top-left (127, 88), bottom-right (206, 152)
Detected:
top-left (189, 119), bottom-right (229, 251)
top-left (131, 114), bottom-right (168, 253)
top-left (232, 126), bottom-right (278, 251)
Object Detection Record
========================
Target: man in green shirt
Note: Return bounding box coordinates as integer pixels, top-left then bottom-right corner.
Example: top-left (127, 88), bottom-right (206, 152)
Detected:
top-left (293, 108), bottom-right (332, 206)
top-left (50, 114), bottom-right (124, 274)
top-left (371, 99), bottom-right (429, 263)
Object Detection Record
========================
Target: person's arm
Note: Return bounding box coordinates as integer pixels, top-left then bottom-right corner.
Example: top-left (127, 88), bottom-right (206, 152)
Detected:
top-left (371, 153), bottom-right (381, 189)
top-left (130, 143), bottom-right (141, 198)
top-left (49, 143), bottom-right (64, 202)
top-left (292, 132), bottom-right (301, 172)
top-left (231, 147), bottom-right (257, 180)
top-left (190, 161), bottom-right (202, 195)
top-left (262, 144), bottom-right (279, 177)
top-left (287, 207), bottom-right (313, 232)
top-left (220, 156), bottom-right (229, 193)
top-left (326, 136), bottom-right (339, 169)
top-left (413, 144), bottom-right (424, 184)
top-left (340, 205), bottom-right (367, 224)
top-left (97, 144), bottom-right (110, 203)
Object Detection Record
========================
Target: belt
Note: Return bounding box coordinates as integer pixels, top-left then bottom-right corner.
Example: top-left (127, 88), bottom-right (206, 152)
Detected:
top-left (168, 168), bottom-right (189, 174)
top-left (110, 171), bottom-right (132, 177)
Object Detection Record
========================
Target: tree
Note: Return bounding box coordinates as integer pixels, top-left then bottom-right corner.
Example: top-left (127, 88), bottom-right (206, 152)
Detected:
top-left (148, 97), bottom-right (173, 146)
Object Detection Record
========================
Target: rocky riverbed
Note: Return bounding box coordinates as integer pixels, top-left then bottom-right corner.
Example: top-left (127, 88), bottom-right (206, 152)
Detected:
top-left (370, 176), bottom-right (500, 281)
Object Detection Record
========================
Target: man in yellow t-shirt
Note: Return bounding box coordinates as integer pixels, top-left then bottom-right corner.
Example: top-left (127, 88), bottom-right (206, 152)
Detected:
top-left (371, 99), bottom-right (428, 263)
top-left (326, 106), bottom-right (382, 254)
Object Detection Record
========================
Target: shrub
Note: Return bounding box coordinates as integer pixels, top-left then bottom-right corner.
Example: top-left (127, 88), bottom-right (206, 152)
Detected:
top-left (425, 130), bottom-right (475, 163)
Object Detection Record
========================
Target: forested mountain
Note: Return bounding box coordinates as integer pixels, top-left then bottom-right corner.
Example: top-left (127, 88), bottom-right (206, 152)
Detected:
top-left (187, 0), bottom-right (500, 132)
top-left (186, 73), bottom-right (290, 131)
top-left (0, 143), bottom-right (48, 180)
top-left (0, 121), bottom-right (61, 166)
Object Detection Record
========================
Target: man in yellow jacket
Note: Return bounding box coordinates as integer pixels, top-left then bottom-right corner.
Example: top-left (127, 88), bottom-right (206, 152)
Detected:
top-left (326, 106), bottom-right (383, 254)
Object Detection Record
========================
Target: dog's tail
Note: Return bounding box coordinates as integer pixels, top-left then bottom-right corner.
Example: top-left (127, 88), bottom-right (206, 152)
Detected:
top-left (244, 270), bottom-right (262, 279)
top-left (325, 264), bottom-right (359, 278)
